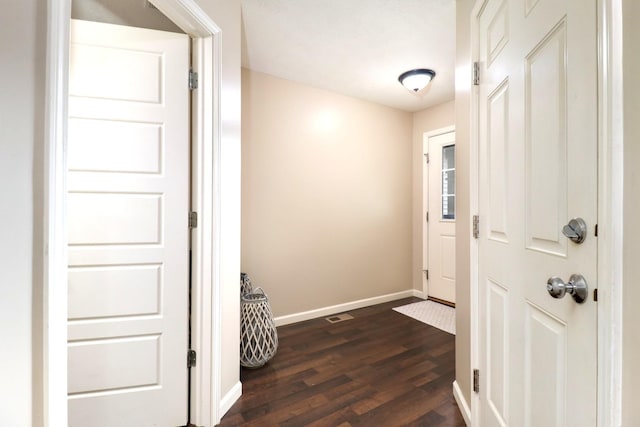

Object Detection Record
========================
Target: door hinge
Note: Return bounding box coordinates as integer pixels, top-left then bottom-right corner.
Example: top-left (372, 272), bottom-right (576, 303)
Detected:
top-left (594, 288), bottom-right (598, 302)
top-left (473, 369), bottom-right (480, 393)
top-left (189, 69), bottom-right (198, 90)
top-left (187, 349), bottom-right (197, 368)
top-left (426, 211), bottom-right (429, 222)
top-left (473, 61), bottom-right (480, 86)
top-left (189, 211), bottom-right (198, 229)
top-left (595, 223), bottom-right (598, 237)
top-left (425, 152), bottom-right (430, 164)
top-left (473, 215), bottom-right (480, 239)
top-left (424, 270), bottom-right (429, 280)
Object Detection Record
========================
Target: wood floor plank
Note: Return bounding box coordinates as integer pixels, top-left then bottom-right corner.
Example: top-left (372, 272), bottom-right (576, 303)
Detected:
top-left (219, 297), bottom-right (466, 426)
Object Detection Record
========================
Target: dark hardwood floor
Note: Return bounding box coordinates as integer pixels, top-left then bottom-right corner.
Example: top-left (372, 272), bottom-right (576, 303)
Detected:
top-left (219, 297), bottom-right (466, 427)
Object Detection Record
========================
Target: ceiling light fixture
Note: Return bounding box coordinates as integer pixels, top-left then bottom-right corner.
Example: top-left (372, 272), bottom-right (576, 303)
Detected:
top-left (398, 68), bottom-right (436, 92)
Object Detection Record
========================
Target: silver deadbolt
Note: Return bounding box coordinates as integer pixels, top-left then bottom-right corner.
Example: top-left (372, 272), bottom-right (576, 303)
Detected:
top-left (562, 218), bottom-right (587, 244)
top-left (546, 274), bottom-right (588, 304)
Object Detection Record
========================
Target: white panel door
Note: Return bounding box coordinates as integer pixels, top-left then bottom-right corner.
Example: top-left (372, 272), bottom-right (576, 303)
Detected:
top-left (425, 131), bottom-right (456, 304)
top-left (67, 20), bottom-right (190, 427)
top-left (476, 0), bottom-right (597, 425)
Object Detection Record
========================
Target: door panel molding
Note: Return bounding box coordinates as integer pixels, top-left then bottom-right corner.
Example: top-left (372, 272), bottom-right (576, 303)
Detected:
top-left (43, 1), bottom-right (225, 426)
top-left (487, 78), bottom-right (509, 243)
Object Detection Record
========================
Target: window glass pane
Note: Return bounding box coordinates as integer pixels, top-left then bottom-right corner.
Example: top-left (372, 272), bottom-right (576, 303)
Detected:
top-left (442, 170), bottom-right (455, 196)
top-left (443, 144), bottom-right (455, 170)
top-left (442, 144), bottom-right (455, 220)
top-left (443, 196), bottom-right (455, 219)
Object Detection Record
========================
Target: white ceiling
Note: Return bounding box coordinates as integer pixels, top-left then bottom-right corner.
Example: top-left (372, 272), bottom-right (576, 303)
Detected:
top-left (241, 0), bottom-right (456, 113)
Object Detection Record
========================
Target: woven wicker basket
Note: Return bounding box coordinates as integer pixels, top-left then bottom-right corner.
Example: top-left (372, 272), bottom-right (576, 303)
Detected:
top-left (240, 288), bottom-right (278, 368)
top-left (240, 272), bottom-right (253, 296)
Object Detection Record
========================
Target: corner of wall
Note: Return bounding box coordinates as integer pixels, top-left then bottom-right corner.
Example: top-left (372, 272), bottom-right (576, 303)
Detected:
top-left (219, 381), bottom-right (242, 418)
top-left (454, 0), bottom-right (475, 407)
top-left (453, 380), bottom-right (472, 426)
top-left (197, 0), bottom-right (242, 412)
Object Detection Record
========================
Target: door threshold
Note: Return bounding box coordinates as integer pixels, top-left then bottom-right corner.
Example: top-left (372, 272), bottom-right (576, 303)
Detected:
top-left (427, 296), bottom-right (455, 308)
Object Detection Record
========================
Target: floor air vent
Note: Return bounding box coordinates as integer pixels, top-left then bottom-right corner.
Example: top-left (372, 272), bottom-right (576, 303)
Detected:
top-left (325, 313), bottom-right (354, 324)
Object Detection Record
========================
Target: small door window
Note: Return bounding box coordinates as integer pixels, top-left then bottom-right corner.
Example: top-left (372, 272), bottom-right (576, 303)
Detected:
top-left (442, 144), bottom-right (455, 220)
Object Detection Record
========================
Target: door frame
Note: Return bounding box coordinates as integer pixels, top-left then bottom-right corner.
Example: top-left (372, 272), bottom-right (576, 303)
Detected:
top-left (43, 1), bottom-right (224, 425)
top-left (422, 126), bottom-right (456, 299)
top-left (468, 0), bottom-right (624, 425)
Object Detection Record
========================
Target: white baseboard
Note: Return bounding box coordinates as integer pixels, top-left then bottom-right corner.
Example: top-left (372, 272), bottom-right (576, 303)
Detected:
top-left (453, 380), bottom-right (471, 426)
top-left (412, 288), bottom-right (426, 299)
top-left (219, 381), bottom-right (242, 419)
top-left (273, 289), bottom-right (416, 326)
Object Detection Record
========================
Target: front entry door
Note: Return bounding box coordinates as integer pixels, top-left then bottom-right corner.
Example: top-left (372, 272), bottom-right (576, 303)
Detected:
top-left (476, 0), bottom-right (597, 425)
top-left (424, 130), bottom-right (456, 304)
top-left (67, 20), bottom-right (190, 426)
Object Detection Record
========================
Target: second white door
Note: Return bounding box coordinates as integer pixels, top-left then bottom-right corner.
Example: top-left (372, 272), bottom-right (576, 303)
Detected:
top-left (67, 20), bottom-right (191, 426)
top-left (476, 0), bottom-right (598, 425)
top-left (423, 130), bottom-right (456, 304)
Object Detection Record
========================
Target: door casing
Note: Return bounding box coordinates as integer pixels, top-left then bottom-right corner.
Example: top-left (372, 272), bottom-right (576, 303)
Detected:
top-left (468, 0), bottom-right (624, 426)
top-left (43, 1), bottom-right (225, 426)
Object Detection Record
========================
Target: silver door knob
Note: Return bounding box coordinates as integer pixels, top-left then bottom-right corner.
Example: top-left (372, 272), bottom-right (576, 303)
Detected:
top-left (562, 218), bottom-right (587, 244)
top-left (546, 274), bottom-right (588, 304)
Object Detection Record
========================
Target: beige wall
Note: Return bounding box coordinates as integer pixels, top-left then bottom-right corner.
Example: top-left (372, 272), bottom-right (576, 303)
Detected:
top-left (199, 0), bottom-right (243, 404)
top-left (1, 1), bottom-right (241, 425)
top-left (0, 1), bottom-right (43, 425)
top-left (241, 69), bottom-right (413, 318)
top-left (622, 0), bottom-right (640, 423)
top-left (411, 101), bottom-right (456, 292)
top-left (455, 0), bottom-right (474, 406)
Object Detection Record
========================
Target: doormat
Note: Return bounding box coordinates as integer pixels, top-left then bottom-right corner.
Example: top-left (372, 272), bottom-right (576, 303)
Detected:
top-left (393, 300), bottom-right (455, 335)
